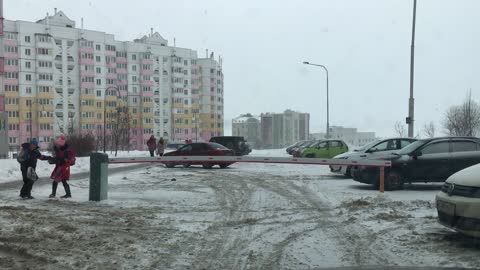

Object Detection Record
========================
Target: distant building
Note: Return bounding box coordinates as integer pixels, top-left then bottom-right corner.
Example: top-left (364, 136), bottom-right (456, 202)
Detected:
top-left (310, 126), bottom-right (376, 147)
top-left (260, 110), bottom-right (310, 149)
top-left (232, 114), bottom-right (261, 148)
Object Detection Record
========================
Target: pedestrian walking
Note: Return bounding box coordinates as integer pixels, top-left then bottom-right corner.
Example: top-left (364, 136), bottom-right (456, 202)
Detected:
top-left (157, 137), bottom-right (165, 156)
top-left (48, 136), bottom-right (76, 199)
top-left (17, 138), bottom-right (50, 199)
top-left (147, 135), bottom-right (157, 157)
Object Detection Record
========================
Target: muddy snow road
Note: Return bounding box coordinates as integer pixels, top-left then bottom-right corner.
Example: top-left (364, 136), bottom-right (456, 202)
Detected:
top-left (1, 161), bottom-right (480, 269)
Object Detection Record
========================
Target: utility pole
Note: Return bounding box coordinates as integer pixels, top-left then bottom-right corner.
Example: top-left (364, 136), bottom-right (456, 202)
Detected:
top-left (407, 0), bottom-right (417, 137)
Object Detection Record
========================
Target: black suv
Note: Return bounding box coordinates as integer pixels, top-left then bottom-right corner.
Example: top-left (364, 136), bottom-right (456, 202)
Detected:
top-left (209, 136), bottom-right (251, 156)
top-left (352, 137), bottom-right (480, 190)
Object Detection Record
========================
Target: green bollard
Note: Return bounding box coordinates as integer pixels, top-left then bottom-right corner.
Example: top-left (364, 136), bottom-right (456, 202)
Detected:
top-left (89, 152), bottom-right (109, 201)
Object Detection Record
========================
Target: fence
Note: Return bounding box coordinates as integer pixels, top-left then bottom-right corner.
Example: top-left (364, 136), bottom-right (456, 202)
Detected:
top-left (89, 153), bottom-right (391, 201)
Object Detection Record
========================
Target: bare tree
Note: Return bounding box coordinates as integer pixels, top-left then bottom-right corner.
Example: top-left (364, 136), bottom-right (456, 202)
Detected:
top-left (110, 106), bottom-right (132, 157)
top-left (443, 91), bottom-right (480, 136)
top-left (422, 121), bottom-right (436, 138)
top-left (394, 121), bottom-right (407, 137)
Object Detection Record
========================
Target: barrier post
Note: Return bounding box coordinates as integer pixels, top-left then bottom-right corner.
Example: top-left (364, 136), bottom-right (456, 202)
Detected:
top-left (89, 152), bottom-right (109, 201)
top-left (379, 166), bottom-right (385, 193)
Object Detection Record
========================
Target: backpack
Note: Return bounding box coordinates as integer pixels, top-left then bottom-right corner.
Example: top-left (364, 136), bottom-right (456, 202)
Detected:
top-left (16, 149), bottom-right (26, 164)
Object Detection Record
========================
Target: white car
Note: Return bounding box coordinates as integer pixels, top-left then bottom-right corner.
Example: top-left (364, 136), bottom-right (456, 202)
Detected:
top-left (329, 138), bottom-right (416, 177)
top-left (436, 163), bottom-right (480, 237)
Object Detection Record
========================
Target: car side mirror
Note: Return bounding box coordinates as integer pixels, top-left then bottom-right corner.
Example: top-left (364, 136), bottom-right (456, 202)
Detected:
top-left (367, 148), bottom-right (376, 153)
top-left (412, 151), bottom-right (422, 158)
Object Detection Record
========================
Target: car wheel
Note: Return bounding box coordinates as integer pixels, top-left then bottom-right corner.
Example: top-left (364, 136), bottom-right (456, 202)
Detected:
top-left (385, 170), bottom-right (404, 191)
top-left (344, 166), bottom-right (352, 177)
top-left (183, 163), bottom-right (191, 168)
top-left (203, 163), bottom-right (213, 169)
top-left (165, 162), bottom-right (175, 168)
top-left (219, 163), bottom-right (231, 169)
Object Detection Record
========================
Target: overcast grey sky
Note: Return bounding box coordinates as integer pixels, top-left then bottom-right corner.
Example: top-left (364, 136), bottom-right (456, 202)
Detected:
top-left (7, 0), bottom-right (480, 137)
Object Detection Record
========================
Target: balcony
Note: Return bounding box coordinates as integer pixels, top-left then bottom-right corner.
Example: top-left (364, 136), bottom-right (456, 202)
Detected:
top-left (116, 57), bottom-right (127, 64)
top-left (116, 80), bottom-right (127, 86)
top-left (79, 47), bottom-right (94, 53)
top-left (191, 83), bottom-right (201, 89)
top-left (140, 69), bottom-right (153, 76)
top-left (80, 82), bottom-right (95, 88)
top-left (106, 73), bottom-right (117, 79)
top-left (191, 74), bottom-right (200, 80)
top-left (116, 68), bottom-right (127, 74)
top-left (141, 59), bottom-right (153, 65)
top-left (105, 50), bottom-right (116, 56)
top-left (140, 80), bottom-right (153, 87)
top-left (4, 52), bottom-right (19, 59)
top-left (80, 70), bottom-right (95, 77)
top-left (4, 78), bottom-right (19, 85)
top-left (4, 65), bottom-right (18, 72)
top-left (79, 58), bottom-right (95, 65)
top-left (106, 62), bottom-right (116, 68)
top-left (4, 39), bottom-right (17, 46)
top-left (141, 91), bottom-right (154, 97)
top-left (191, 65), bottom-right (199, 70)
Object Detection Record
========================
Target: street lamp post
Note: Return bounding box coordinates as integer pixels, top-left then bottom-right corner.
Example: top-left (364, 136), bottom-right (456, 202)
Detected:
top-left (103, 86), bottom-right (122, 152)
top-left (303, 61), bottom-right (330, 138)
top-left (407, 0), bottom-right (417, 137)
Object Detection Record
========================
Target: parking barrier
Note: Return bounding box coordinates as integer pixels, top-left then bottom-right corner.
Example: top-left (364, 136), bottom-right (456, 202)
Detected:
top-left (89, 154), bottom-right (391, 201)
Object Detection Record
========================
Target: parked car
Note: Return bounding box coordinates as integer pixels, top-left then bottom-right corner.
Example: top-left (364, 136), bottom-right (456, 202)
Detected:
top-left (166, 143), bottom-right (185, 150)
top-left (286, 140), bottom-right (308, 155)
top-left (291, 140), bottom-right (319, 157)
top-left (436, 163), bottom-right (480, 237)
top-left (352, 137), bottom-right (480, 190)
top-left (330, 138), bottom-right (417, 177)
top-left (209, 136), bottom-right (251, 156)
top-left (163, 142), bottom-right (235, 169)
top-left (295, 140), bottom-right (348, 158)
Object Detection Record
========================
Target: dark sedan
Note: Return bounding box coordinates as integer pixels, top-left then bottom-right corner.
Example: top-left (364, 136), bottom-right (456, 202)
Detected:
top-left (352, 137), bottom-right (480, 190)
top-left (163, 142), bottom-right (235, 169)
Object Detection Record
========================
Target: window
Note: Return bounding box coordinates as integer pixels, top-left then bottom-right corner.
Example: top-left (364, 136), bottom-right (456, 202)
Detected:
top-left (26, 74), bottom-right (32, 81)
top-left (6, 59), bottom-right (18, 66)
top-left (96, 79), bottom-right (102, 86)
top-left (5, 85), bottom-right (19, 92)
top-left (38, 73), bottom-right (53, 81)
top-left (38, 61), bottom-right (52, 68)
top-left (6, 32), bottom-right (17, 40)
top-left (132, 76), bottom-right (137, 82)
top-left (5, 72), bottom-right (18, 79)
top-left (132, 65), bottom-right (137, 71)
top-left (9, 137), bottom-right (18, 144)
top-left (96, 67), bottom-right (101, 74)
top-left (132, 54), bottom-right (136, 60)
top-left (25, 61), bottom-right (31, 69)
top-left (400, 140), bottom-right (414, 148)
top-left (95, 44), bottom-right (101, 50)
top-left (96, 56), bottom-right (101, 62)
top-left (36, 48), bottom-right (51, 55)
top-left (25, 87), bottom-right (32, 94)
top-left (5, 46), bottom-right (18, 53)
top-left (421, 142), bottom-right (450, 155)
top-left (452, 141), bottom-right (478, 152)
top-left (25, 48), bottom-right (31, 56)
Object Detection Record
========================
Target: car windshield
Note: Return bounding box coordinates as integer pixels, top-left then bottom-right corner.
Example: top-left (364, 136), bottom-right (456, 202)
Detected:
top-left (209, 143), bottom-right (228, 150)
top-left (354, 140), bottom-right (380, 151)
top-left (396, 140), bottom-right (427, 155)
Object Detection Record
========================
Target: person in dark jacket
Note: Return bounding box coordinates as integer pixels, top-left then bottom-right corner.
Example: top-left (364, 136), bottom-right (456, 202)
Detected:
top-left (146, 135), bottom-right (157, 157)
top-left (19, 138), bottom-right (49, 199)
top-left (49, 136), bottom-right (76, 199)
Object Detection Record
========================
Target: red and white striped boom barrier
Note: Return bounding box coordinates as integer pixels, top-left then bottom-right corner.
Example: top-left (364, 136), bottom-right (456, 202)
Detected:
top-left (89, 154), bottom-right (391, 202)
top-left (108, 155), bottom-right (391, 167)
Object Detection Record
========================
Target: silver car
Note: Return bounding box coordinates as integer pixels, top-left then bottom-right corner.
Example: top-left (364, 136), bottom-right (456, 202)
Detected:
top-left (329, 138), bottom-right (417, 177)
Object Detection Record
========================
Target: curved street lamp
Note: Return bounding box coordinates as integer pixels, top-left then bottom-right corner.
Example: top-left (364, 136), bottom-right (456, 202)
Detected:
top-left (303, 61), bottom-right (330, 138)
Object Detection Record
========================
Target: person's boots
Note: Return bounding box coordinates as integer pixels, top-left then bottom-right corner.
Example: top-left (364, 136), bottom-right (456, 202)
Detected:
top-left (61, 181), bottom-right (71, 198)
top-left (49, 181), bottom-right (58, 198)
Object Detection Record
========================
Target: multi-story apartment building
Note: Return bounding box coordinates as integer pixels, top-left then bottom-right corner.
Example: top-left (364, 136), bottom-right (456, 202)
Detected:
top-left (311, 126), bottom-right (376, 147)
top-left (0, 10), bottom-right (224, 150)
top-left (260, 110), bottom-right (310, 149)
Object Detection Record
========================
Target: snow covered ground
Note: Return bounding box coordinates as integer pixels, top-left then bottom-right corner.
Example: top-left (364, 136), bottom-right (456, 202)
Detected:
top-left (0, 149), bottom-right (479, 269)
